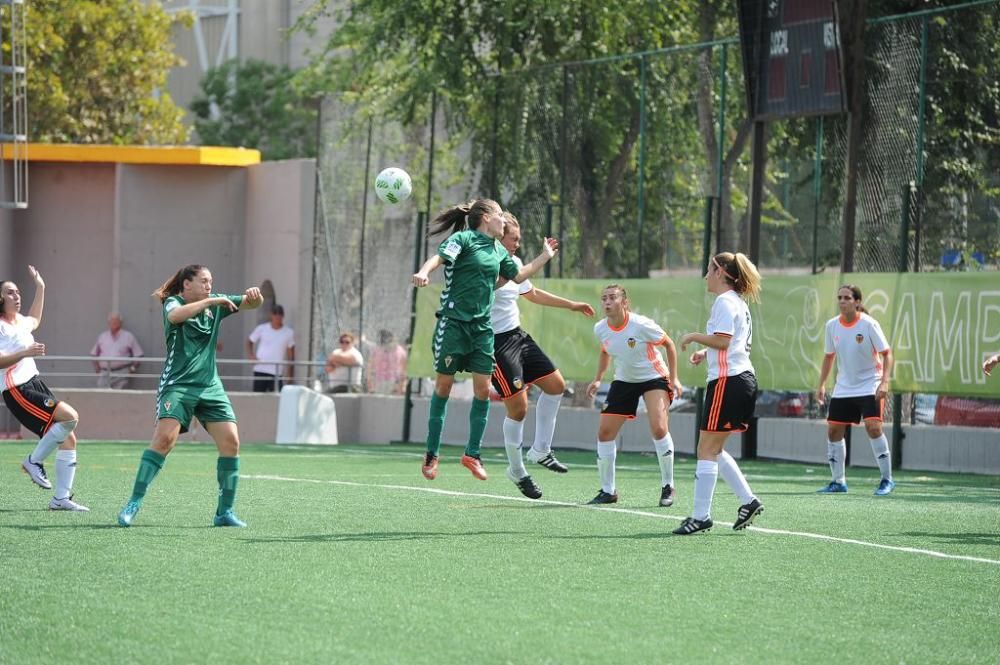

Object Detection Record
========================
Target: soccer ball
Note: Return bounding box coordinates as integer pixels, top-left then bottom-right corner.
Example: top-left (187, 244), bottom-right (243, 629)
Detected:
top-left (374, 167), bottom-right (412, 205)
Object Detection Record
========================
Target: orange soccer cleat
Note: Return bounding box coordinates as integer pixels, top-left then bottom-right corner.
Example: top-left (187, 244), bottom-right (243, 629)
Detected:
top-left (460, 454), bottom-right (488, 481)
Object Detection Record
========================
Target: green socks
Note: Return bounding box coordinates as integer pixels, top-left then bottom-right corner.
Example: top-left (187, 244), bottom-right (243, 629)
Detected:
top-left (465, 397), bottom-right (490, 457)
top-left (129, 449), bottom-right (166, 504)
top-left (427, 393), bottom-right (449, 456)
top-left (216, 456), bottom-right (240, 516)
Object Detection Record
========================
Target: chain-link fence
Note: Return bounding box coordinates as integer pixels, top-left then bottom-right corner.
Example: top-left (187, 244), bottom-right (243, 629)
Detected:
top-left (312, 2), bottom-right (1000, 405)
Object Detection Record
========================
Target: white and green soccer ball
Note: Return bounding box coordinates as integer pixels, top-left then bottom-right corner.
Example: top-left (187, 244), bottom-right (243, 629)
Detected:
top-left (374, 167), bottom-right (412, 205)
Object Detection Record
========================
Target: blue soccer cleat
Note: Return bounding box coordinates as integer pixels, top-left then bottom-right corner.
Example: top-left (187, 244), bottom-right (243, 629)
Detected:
top-left (816, 481), bottom-right (848, 494)
top-left (212, 510), bottom-right (247, 527)
top-left (117, 500), bottom-right (141, 527)
top-left (874, 479), bottom-right (896, 496)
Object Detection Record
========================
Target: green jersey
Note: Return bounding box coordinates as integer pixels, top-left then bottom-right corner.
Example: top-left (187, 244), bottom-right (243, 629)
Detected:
top-left (158, 294), bottom-right (243, 390)
top-left (437, 230), bottom-right (519, 321)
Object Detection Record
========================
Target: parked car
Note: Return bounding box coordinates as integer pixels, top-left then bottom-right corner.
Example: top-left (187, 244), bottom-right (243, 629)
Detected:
top-left (755, 390), bottom-right (810, 418)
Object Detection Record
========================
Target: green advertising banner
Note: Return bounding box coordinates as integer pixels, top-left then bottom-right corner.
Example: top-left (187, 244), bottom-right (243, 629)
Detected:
top-left (410, 272), bottom-right (1000, 397)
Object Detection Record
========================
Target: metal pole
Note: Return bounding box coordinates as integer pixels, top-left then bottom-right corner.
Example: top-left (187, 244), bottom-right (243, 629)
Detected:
top-left (558, 65), bottom-right (569, 278)
top-left (696, 196), bottom-right (716, 450)
top-left (637, 55), bottom-right (648, 277)
top-left (715, 43), bottom-right (727, 252)
top-left (891, 184), bottom-right (912, 468)
top-left (425, 89), bottom-right (438, 263)
top-left (358, 118), bottom-right (373, 340)
top-left (811, 116), bottom-right (824, 274)
top-left (544, 203), bottom-right (554, 278)
top-left (402, 211), bottom-right (427, 443)
top-left (491, 78), bottom-right (500, 200)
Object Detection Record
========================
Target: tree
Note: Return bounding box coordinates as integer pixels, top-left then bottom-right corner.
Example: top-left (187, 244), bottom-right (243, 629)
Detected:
top-left (190, 59), bottom-right (318, 160)
top-left (4, 0), bottom-right (190, 144)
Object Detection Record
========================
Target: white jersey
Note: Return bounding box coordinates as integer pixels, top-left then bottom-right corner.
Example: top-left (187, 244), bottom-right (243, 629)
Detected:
top-left (490, 256), bottom-right (532, 334)
top-left (594, 312), bottom-right (670, 383)
top-left (825, 313), bottom-right (890, 398)
top-left (705, 290), bottom-right (755, 382)
top-left (0, 314), bottom-right (40, 390)
top-left (248, 323), bottom-right (296, 375)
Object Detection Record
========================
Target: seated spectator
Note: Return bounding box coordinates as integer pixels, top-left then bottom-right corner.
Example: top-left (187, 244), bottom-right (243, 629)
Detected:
top-left (246, 304), bottom-right (295, 392)
top-left (368, 329), bottom-right (408, 395)
top-left (91, 312), bottom-right (144, 389)
top-left (326, 332), bottom-right (364, 393)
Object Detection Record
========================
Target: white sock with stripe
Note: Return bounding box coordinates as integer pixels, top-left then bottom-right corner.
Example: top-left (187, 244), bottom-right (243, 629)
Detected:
top-left (869, 433), bottom-right (892, 481)
top-left (692, 459), bottom-right (718, 520)
top-left (827, 439), bottom-right (846, 484)
top-left (531, 392), bottom-right (562, 455)
top-left (54, 449), bottom-right (77, 500)
top-left (30, 419), bottom-right (76, 464)
top-left (596, 440), bottom-right (617, 494)
top-left (503, 417), bottom-right (527, 478)
top-left (717, 450), bottom-right (755, 504)
top-left (653, 434), bottom-right (674, 487)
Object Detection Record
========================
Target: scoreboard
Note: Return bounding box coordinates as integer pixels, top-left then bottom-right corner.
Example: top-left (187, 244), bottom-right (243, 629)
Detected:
top-left (737, 0), bottom-right (847, 120)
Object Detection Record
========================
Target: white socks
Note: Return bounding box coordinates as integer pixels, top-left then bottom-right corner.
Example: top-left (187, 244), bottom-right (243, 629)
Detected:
top-left (869, 433), bottom-right (892, 480)
top-left (692, 459), bottom-right (718, 520)
top-left (653, 434), bottom-right (674, 487)
top-left (54, 449), bottom-right (77, 500)
top-left (503, 417), bottom-right (527, 478)
top-left (596, 441), bottom-right (617, 494)
top-left (717, 450), bottom-right (755, 505)
top-left (827, 439), bottom-right (846, 483)
top-left (30, 419), bottom-right (77, 464)
top-left (532, 392), bottom-right (562, 455)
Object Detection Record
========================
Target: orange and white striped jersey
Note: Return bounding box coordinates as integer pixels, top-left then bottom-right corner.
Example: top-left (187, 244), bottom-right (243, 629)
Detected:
top-left (594, 312), bottom-right (671, 383)
top-left (706, 290), bottom-right (754, 382)
top-left (825, 313), bottom-right (890, 398)
top-left (0, 314), bottom-right (40, 390)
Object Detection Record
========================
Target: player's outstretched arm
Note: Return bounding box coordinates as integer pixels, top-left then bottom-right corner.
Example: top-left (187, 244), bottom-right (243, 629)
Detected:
top-left (167, 296), bottom-right (238, 324)
top-left (0, 343), bottom-right (45, 370)
top-left (25, 265), bottom-right (44, 330)
top-left (413, 255), bottom-right (444, 287)
top-left (523, 288), bottom-right (595, 317)
top-left (512, 238), bottom-right (558, 284)
top-left (239, 287), bottom-right (263, 311)
top-left (680, 332), bottom-right (729, 351)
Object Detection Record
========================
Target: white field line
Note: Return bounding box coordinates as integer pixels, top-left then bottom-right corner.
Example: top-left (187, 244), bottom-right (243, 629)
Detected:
top-left (243, 472), bottom-right (1000, 567)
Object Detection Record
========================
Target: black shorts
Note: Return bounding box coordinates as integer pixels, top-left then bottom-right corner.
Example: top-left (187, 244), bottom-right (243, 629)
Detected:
top-left (491, 328), bottom-right (558, 399)
top-left (827, 395), bottom-right (883, 424)
top-left (701, 371), bottom-right (757, 433)
top-left (600, 377), bottom-right (673, 419)
top-left (2, 376), bottom-right (59, 436)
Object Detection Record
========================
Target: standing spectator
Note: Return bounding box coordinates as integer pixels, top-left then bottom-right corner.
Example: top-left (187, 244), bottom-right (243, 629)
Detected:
top-left (326, 332), bottom-right (364, 393)
top-left (91, 312), bottom-right (144, 389)
top-left (246, 304), bottom-right (295, 392)
top-left (368, 329), bottom-right (408, 395)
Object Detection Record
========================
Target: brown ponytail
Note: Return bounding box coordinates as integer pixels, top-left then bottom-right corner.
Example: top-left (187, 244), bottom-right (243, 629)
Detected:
top-left (430, 199), bottom-right (501, 237)
top-left (153, 264), bottom-right (206, 303)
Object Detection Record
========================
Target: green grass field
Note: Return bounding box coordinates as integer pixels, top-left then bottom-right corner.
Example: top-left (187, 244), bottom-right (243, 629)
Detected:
top-left (1, 441), bottom-right (998, 664)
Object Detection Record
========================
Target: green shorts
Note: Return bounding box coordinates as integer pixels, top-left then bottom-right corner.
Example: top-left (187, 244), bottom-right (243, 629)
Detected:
top-left (156, 382), bottom-right (236, 434)
top-left (432, 316), bottom-right (495, 375)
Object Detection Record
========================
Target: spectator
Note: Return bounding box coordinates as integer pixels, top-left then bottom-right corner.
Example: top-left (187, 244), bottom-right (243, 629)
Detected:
top-left (368, 329), bottom-right (408, 395)
top-left (246, 304), bottom-right (295, 392)
top-left (91, 312), bottom-right (144, 389)
top-left (326, 332), bottom-right (364, 393)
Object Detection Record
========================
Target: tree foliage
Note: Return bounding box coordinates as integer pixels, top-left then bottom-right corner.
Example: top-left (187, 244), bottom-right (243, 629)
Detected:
top-left (5, 0), bottom-right (190, 144)
top-left (191, 59), bottom-right (318, 160)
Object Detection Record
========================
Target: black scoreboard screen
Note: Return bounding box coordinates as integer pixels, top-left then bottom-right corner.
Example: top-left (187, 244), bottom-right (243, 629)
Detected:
top-left (737, 0), bottom-right (847, 120)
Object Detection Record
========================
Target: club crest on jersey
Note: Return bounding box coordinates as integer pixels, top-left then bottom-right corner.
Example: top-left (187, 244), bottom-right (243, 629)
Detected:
top-left (627, 337), bottom-right (637, 348)
top-left (164, 401), bottom-right (172, 410)
top-left (513, 378), bottom-right (523, 390)
top-left (44, 398), bottom-right (55, 408)
top-left (855, 334), bottom-right (864, 344)
top-left (206, 309), bottom-right (215, 319)
top-left (444, 355), bottom-right (453, 368)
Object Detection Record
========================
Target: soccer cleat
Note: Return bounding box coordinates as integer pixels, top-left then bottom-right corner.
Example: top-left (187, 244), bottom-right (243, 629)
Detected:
top-left (49, 496), bottom-right (90, 512)
top-left (117, 500), bottom-right (141, 527)
top-left (874, 478), bottom-right (896, 496)
top-left (816, 481), bottom-right (849, 494)
top-left (21, 456), bottom-right (52, 490)
top-left (659, 484), bottom-right (676, 507)
top-left (506, 467), bottom-right (542, 500)
top-left (587, 489), bottom-right (618, 505)
top-left (733, 498), bottom-right (763, 530)
top-left (421, 453), bottom-right (439, 480)
top-left (212, 510), bottom-right (247, 527)
top-left (526, 448), bottom-right (568, 473)
top-left (460, 454), bottom-right (488, 481)
top-left (672, 517), bottom-right (713, 535)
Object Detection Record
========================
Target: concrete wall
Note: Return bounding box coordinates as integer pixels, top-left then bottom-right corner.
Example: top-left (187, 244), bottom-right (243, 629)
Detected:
top-left (1, 158), bottom-right (315, 391)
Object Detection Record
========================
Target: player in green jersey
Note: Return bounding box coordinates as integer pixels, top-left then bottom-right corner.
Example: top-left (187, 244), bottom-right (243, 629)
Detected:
top-left (411, 198), bottom-right (558, 481)
top-left (117, 264), bottom-right (263, 527)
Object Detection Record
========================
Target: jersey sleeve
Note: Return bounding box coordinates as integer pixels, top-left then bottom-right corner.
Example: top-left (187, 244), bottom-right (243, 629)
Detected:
top-left (869, 317), bottom-right (890, 353)
top-left (498, 249), bottom-right (519, 281)
top-left (437, 232), bottom-right (466, 265)
top-left (636, 315), bottom-right (667, 342)
top-left (824, 320), bottom-right (835, 355)
top-left (706, 298), bottom-right (736, 337)
top-left (163, 296), bottom-right (183, 325)
top-left (513, 258), bottom-right (532, 294)
top-left (218, 295), bottom-right (244, 319)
